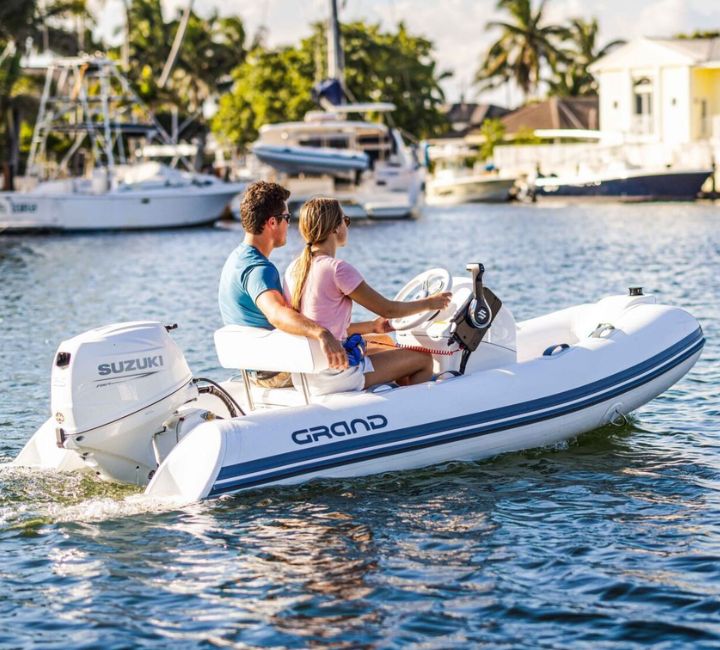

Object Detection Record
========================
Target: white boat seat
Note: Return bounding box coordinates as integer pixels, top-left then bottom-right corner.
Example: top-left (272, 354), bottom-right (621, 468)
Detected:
top-left (215, 325), bottom-right (329, 374)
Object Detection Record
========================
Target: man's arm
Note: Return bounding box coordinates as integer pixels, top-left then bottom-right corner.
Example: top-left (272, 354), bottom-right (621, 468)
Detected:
top-left (256, 290), bottom-right (348, 369)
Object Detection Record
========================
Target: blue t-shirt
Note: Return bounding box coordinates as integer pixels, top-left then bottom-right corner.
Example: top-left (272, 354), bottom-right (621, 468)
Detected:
top-left (218, 243), bottom-right (282, 328)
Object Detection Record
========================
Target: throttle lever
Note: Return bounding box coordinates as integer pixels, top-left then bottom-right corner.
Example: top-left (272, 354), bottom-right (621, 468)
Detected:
top-left (466, 263), bottom-right (492, 329)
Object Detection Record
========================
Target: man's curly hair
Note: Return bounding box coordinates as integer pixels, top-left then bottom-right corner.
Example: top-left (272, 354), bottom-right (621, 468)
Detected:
top-left (240, 181), bottom-right (291, 234)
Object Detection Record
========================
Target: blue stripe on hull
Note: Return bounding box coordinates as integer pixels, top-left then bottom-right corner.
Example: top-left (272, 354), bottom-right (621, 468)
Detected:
top-left (209, 328), bottom-right (704, 496)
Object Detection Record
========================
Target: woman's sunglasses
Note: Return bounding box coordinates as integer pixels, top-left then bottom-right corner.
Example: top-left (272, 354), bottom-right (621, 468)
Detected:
top-left (342, 216), bottom-right (351, 227)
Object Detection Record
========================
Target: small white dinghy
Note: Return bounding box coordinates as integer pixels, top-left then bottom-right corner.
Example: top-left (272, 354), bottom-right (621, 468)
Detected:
top-left (252, 143), bottom-right (370, 176)
top-left (12, 265), bottom-right (704, 501)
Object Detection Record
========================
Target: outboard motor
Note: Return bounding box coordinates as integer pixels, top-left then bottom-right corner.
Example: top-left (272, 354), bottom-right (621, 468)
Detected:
top-left (51, 321), bottom-right (207, 485)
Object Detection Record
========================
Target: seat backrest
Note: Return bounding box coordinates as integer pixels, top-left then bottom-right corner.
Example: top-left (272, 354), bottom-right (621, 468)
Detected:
top-left (214, 325), bottom-right (329, 373)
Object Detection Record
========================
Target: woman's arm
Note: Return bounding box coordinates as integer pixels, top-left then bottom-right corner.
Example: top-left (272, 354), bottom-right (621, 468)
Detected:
top-left (349, 281), bottom-right (451, 319)
top-left (347, 317), bottom-right (393, 335)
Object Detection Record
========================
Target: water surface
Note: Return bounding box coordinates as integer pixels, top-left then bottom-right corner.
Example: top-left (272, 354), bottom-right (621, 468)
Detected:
top-left (1, 202), bottom-right (718, 648)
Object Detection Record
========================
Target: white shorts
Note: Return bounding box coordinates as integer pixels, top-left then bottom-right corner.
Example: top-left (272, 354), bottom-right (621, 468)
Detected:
top-left (292, 356), bottom-right (375, 396)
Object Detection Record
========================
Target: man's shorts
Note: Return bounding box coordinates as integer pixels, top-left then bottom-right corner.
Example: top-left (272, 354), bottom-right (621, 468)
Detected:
top-left (292, 356), bottom-right (374, 397)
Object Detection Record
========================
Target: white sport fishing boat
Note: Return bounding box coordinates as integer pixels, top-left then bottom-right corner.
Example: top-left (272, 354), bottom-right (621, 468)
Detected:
top-left (0, 56), bottom-right (244, 232)
top-left (12, 264), bottom-right (704, 501)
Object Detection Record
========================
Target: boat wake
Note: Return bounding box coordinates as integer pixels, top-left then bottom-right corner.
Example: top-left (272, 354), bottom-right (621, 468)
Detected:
top-left (0, 464), bottom-right (186, 530)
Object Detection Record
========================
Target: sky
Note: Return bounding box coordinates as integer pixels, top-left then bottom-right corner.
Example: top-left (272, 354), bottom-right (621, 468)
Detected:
top-left (93, 0), bottom-right (719, 107)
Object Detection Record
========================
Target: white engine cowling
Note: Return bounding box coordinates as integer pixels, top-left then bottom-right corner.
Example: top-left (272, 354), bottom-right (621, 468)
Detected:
top-left (51, 321), bottom-right (199, 484)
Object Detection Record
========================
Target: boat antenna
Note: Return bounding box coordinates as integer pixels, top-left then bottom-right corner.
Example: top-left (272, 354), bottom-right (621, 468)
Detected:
top-left (158, 0), bottom-right (194, 89)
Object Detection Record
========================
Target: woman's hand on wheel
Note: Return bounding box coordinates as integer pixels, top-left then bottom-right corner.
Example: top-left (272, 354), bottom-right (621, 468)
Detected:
top-left (424, 292), bottom-right (452, 312)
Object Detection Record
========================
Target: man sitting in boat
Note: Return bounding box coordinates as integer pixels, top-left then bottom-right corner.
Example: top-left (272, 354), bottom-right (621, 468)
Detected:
top-left (218, 181), bottom-right (347, 387)
top-left (284, 197), bottom-right (451, 395)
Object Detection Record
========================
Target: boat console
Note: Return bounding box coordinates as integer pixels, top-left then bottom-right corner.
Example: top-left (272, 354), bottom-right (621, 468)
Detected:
top-left (393, 265), bottom-right (517, 375)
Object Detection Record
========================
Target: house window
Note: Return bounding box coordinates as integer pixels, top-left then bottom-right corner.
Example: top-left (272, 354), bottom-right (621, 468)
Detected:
top-left (632, 77), bottom-right (653, 135)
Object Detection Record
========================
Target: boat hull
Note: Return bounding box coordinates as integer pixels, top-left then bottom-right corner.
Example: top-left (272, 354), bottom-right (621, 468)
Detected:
top-left (534, 170), bottom-right (711, 200)
top-left (0, 184), bottom-right (245, 231)
top-left (146, 300), bottom-right (703, 501)
top-left (426, 177), bottom-right (516, 205)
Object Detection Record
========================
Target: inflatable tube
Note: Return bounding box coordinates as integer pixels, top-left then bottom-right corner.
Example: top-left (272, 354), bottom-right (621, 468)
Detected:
top-left (147, 298), bottom-right (703, 500)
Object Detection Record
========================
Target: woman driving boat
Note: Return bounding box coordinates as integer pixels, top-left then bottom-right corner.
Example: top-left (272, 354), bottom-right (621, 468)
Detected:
top-left (284, 197), bottom-right (451, 396)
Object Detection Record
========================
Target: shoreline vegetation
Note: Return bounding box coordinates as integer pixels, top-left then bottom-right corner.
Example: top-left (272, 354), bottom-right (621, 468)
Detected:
top-left (0, 0), bottom-right (717, 189)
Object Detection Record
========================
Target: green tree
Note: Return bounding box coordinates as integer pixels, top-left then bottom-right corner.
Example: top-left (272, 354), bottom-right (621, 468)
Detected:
top-left (213, 21), bottom-right (449, 148)
top-left (170, 14), bottom-right (246, 114)
top-left (548, 18), bottom-right (624, 96)
top-left (331, 21), bottom-right (449, 138)
top-left (117, 1), bottom-right (244, 113)
top-left (474, 0), bottom-right (564, 101)
top-left (212, 45), bottom-right (315, 147)
top-left (115, 0), bottom-right (172, 105)
top-left (674, 30), bottom-right (720, 40)
top-left (0, 0), bottom-right (90, 188)
top-left (478, 118), bottom-right (506, 160)
top-left (513, 126), bottom-right (542, 144)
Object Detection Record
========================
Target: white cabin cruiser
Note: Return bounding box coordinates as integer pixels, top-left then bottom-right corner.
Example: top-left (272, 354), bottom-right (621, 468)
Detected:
top-left (12, 264), bottom-right (704, 501)
top-left (252, 106), bottom-right (423, 220)
top-left (247, 0), bottom-right (423, 220)
top-left (1, 57), bottom-right (244, 232)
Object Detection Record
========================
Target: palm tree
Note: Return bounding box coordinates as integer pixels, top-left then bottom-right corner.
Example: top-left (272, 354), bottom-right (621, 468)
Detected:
top-left (0, 0), bottom-right (90, 189)
top-left (474, 0), bottom-right (564, 101)
top-left (548, 18), bottom-right (624, 96)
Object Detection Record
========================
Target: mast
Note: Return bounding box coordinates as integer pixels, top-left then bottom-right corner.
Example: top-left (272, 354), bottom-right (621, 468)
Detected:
top-left (327, 0), bottom-right (344, 91)
top-left (159, 0), bottom-right (195, 89)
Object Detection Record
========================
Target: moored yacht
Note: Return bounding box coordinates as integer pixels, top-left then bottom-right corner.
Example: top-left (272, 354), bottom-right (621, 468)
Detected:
top-left (248, 0), bottom-right (422, 220)
top-left (252, 104), bottom-right (423, 219)
top-left (533, 164), bottom-right (712, 200)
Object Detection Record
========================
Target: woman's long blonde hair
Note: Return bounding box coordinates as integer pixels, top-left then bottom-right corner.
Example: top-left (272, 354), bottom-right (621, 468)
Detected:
top-left (291, 197), bottom-right (344, 310)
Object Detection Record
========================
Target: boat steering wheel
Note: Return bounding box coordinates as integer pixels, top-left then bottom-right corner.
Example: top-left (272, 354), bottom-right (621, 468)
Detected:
top-left (389, 268), bottom-right (453, 331)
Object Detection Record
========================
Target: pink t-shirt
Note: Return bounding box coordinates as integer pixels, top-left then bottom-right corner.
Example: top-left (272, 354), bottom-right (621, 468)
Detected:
top-left (284, 255), bottom-right (364, 340)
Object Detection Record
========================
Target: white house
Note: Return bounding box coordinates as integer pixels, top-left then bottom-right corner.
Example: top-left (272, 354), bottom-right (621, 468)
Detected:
top-left (493, 37), bottom-right (720, 176)
top-left (590, 37), bottom-right (720, 145)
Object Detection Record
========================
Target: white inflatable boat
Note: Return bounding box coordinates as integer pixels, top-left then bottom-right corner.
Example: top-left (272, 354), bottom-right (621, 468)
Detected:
top-left (12, 265), bottom-right (704, 502)
top-left (252, 143), bottom-right (370, 176)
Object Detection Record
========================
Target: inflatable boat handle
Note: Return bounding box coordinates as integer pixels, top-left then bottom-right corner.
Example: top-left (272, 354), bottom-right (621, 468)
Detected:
top-left (589, 322), bottom-right (616, 338)
top-left (543, 343), bottom-right (570, 357)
